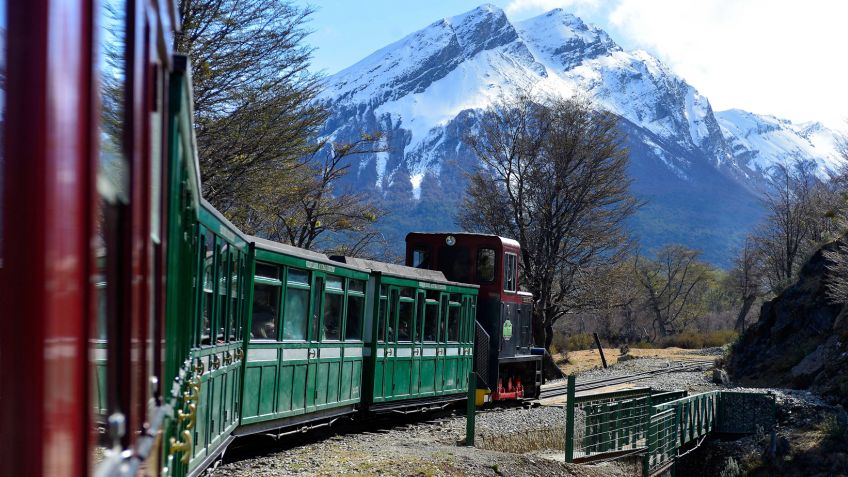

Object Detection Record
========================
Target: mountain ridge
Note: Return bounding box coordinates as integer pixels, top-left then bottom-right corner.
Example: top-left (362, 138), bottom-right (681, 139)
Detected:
top-left (317, 4), bottom-right (843, 266)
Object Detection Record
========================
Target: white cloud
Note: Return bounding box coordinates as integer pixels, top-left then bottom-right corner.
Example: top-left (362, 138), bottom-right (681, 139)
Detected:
top-left (607, 0), bottom-right (848, 124)
top-left (504, 0), bottom-right (848, 125)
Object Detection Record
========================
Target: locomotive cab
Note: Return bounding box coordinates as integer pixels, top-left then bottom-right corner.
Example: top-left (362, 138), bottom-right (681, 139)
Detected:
top-left (405, 233), bottom-right (542, 400)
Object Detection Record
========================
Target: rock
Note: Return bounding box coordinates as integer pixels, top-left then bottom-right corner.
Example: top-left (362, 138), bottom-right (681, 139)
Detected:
top-left (713, 368), bottom-right (730, 385)
top-left (791, 336), bottom-right (838, 379)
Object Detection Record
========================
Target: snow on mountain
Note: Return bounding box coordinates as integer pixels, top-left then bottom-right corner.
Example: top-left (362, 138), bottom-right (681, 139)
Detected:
top-left (717, 109), bottom-right (844, 179)
top-left (317, 4), bottom-right (843, 265)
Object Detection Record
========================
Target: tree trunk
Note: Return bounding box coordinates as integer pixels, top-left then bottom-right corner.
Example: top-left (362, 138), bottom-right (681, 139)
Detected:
top-left (735, 294), bottom-right (756, 332)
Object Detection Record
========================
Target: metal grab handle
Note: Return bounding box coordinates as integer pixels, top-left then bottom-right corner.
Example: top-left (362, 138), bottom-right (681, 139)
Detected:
top-left (308, 349), bottom-right (317, 359)
top-left (169, 430), bottom-right (193, 464)
top-left (194, 359), bottom-right (205, 376)
top-left (234, 348), bottom-right (243, 361)
top-left (178, 403), bottom-right (197, 430)
top-left (224, 352), bottom-right (233, 366)
top-left (212, 354), bottom-right (221, 370)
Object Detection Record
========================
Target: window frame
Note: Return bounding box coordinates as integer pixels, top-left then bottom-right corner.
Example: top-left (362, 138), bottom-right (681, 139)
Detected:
top-left (281, 266), bottom-right (310, 342)
top-left (503, 252), bottom-right (517, 293)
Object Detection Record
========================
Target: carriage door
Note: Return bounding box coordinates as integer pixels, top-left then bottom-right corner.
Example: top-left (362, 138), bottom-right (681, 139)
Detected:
top-left (305, 273), bottom-right (324, 411)
top-left (411, 290), bottom-right (426, 396)
top-left (391, 287), bottom-right (415, 398)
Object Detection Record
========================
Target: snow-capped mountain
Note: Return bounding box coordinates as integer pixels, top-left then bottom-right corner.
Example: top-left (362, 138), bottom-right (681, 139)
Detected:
top-left (319, 4), bottom-right (843, 265)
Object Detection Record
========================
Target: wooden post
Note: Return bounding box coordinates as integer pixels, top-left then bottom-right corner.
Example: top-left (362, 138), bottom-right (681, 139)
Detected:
top-left (593, 333), bottom-right (608, 369)
top-left (466, 372), bottom-right (476, 447)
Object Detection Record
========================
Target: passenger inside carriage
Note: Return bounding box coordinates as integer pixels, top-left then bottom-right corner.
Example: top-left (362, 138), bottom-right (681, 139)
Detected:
top-left (251, 285), bottom-right (278, 339)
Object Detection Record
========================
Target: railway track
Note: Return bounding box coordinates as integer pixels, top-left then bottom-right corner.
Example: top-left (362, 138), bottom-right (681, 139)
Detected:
top-left (539, 359), bottom-right (715, 399)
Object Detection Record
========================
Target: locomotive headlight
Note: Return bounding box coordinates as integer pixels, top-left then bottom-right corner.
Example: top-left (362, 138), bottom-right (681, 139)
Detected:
top-left (445, 235), bottom-right (456, 246)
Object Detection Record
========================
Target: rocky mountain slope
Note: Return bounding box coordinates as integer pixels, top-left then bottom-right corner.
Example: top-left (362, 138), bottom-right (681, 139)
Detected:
top-left (729, 240), bottom-right (848, 408)
top-left (319, 4), bottom-right (843, 265)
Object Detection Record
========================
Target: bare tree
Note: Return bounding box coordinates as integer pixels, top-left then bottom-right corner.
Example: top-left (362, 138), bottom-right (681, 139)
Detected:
top-left (239, 134), bottom-right (388, 255)
top-left (459, 94), bottom-right (639, 351)
top-left (635, 245), bottom-right (711, 340)
top-left (176, 0), bottom-right (327, 212)
top-left (729, 237), bottom-right (766, 332)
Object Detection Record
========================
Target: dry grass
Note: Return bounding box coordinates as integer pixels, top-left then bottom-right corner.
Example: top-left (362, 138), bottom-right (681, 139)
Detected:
top-left (555, 347), bottom-right (717, 375)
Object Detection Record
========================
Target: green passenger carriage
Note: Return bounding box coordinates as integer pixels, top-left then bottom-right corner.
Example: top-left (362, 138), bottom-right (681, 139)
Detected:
top-left (237, 237), bottom-right (371, 435)
top-left (331, 257), bottom-right (478, 411)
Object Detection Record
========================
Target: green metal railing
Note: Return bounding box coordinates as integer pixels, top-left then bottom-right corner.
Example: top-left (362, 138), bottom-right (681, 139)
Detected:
top-left (562, 375), bottom-right (776, 476)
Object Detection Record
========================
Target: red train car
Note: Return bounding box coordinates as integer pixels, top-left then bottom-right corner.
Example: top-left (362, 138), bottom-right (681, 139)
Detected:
top-left (405, 233), bottom-right (543, 400)
top-left (0, 0), bottom-right (182, 475)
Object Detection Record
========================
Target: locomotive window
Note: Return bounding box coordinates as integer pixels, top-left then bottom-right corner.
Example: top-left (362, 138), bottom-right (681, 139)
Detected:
top-left (447, 306), bottom-right (461, 342)
top-left (412, 247), bottom-right (430, 268)
top-left (322, 293), bottom-right (342, 341)
top-left (251, 283), bottom-right (279, 340)
top-left (476, 248), bottom-right (496, 283)
top-left (397, 300), bottom-right (413, 342)
top-left (504, 253), bottom-right (517, 292)
top-left (439, 246), bottom-right (470, 283)
top-left (345, 294), bottom-right (364, 341)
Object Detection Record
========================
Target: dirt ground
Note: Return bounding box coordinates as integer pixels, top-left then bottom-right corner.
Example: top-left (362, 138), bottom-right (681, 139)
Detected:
top-left (554, 347), bottom-right (719, 375)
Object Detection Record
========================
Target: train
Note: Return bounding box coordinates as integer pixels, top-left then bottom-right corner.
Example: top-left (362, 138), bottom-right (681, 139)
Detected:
top-left (0, 1), bottom-right (542, 476)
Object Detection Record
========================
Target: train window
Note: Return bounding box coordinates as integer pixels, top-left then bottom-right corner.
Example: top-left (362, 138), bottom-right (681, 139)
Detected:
top-left (288, 268), bottom-right (309, 285)
top-left (448, 306), bottom-right (461, 342)
top-left (216, 244), bottom-right (228, 342)
top-left (476, 248), bottom-right (496, 283)
top-left (255, 262), bottom-right (278, 279)
top-left (412, 247), bottom-right (430, 268)
top-left (251, 283), bottom-right (279, 340)
top-left (345, 294), bottom-right (363, 341)
top-left (283, 268), bottom-right (309, 341)
top-left (439, 295), bottom-right (448, 343)
top-left (310, 276), bottom-right (324, 341)
top-left (415, 293), bottom-right (425, 343)
top-left (323, 290), bottom-right (343, 341)
top-left (228, 251), bottom-right (238, 341)
top-left (388, 288), bottom-right (399, 342)
top-left (423, 304), bottom-right (438, 342)
top-left (91, 0), bottom-right (128, 448)
top-left (377, 297), bottom-right (386, 342)
top-left (377, 285), bottom-right (387, 342)
top-left (282, 288), bottom-right (308, 341)
top-left (504, 253), bottom-right (517, 292)
top-left (201, 233), bottom-right (215, 344)
top-left (397, 300), bottom-right (413, 342)
top-left (439, 246), bottom-right (470, 283)
top-left (349, 279), bottom-right (365, 293)
top-left (400, 287), bottom-right (413, 298)
top-left (326, 276), bottom-right (344, 291)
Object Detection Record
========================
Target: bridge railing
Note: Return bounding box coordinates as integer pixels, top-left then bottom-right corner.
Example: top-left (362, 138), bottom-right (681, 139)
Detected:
top-left (562, 374), bottom-right (776, 475)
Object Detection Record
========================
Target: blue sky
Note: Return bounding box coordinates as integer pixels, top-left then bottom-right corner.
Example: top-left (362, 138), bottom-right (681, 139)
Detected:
top-left (298, 1), bottom-right (848, 126)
